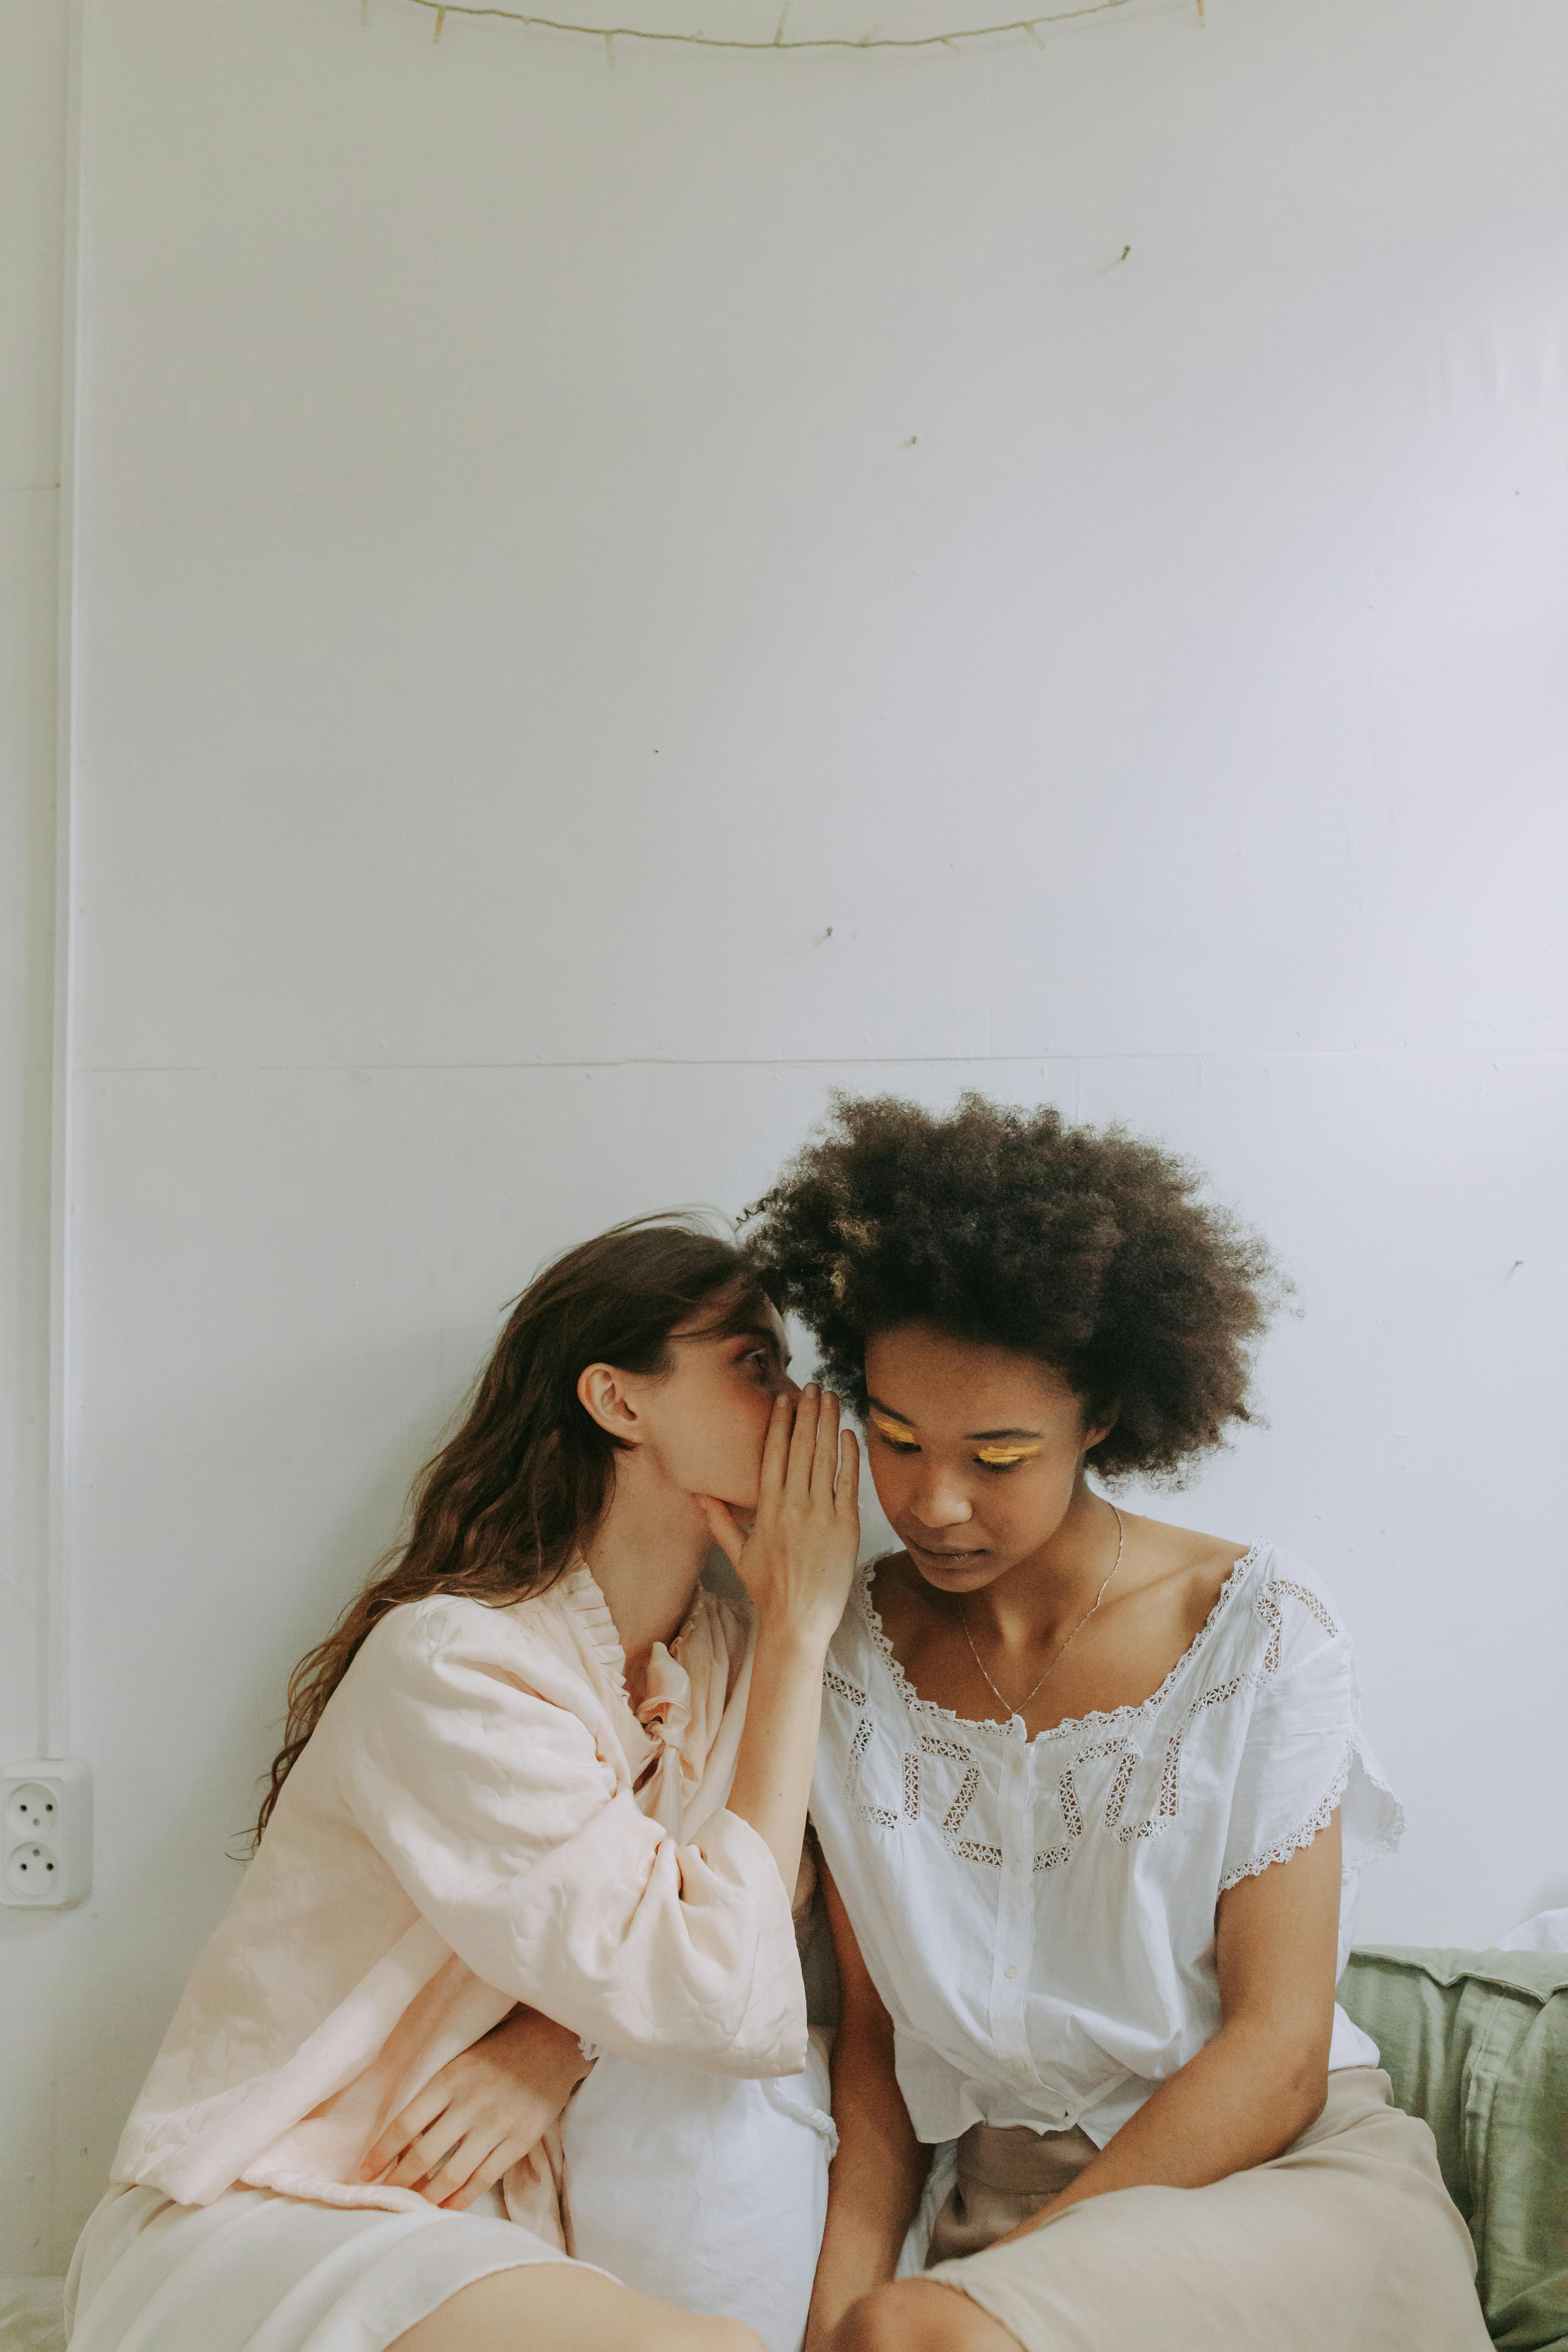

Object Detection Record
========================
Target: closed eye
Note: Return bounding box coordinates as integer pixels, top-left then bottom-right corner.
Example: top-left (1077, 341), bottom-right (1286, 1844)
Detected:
top-left (870, 1414), bottom-right (1041, 1470)
top-left (868, 1412), bottom-right (920, 1452)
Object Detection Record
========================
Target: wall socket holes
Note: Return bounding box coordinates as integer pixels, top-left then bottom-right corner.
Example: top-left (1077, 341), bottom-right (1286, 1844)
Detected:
top-left (0, 1759), bottom-right (92, 1907)
top-left (6, 1782), bottom-right (61, 1837)
top-left (4, 1841), bottom-right (61, 1898)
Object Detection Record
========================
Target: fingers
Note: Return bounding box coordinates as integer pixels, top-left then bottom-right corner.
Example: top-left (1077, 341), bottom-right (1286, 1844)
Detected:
top-left (758, 1386), bottom-right (794, 1502)
top-left (784, 1384), bottom-right (819, 1497)
top-left (417, 2127), bottom-right (497, 2208)
top-left (835, 1427), bottom-right (861, 1516)
top-left (362, 2085), bottom-right (451, 2182)
top-left (698, 1493), bottom-right (747, 1567)
top-left (385, 2114), bottom-right (465, 2190)
top-left (437, 2137), bottom-right (521, 2212)
top-left (811, 1388), bottom-right (841, 1500)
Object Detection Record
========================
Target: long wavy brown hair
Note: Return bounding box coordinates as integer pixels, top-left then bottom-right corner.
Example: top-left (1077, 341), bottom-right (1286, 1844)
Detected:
top-left (253, 1216), bottom-right (769, 1848)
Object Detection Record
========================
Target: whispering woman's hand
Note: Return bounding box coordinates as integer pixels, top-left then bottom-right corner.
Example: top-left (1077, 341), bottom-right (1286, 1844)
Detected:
top-left (359, 2007), bottom-right (590, 2213)
top-left (701, 1386), bottom-right (860, 1895)
top-left (701, 1384), bottom-right (860, 1651)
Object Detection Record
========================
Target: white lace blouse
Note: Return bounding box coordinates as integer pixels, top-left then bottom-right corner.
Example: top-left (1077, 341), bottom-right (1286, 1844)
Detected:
top-left (810, 1542), bottom-right (1403, 2150)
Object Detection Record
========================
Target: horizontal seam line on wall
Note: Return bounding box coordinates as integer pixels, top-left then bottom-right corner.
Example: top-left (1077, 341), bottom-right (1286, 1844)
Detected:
top-left (79, 1047), bottom-right (1563, 1075)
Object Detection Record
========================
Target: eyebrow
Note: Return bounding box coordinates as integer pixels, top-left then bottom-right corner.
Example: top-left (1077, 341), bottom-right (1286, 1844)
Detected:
top-left (867, 1395), bottom-right (1043, 1442)
top-left (725, 1318), bottom-right (792, 1366)
top-left (677, 1288), bottom-right (782, 1346)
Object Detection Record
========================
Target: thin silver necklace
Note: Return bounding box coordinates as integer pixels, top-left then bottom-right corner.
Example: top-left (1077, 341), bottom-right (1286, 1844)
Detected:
top-left (960, 1503), bottom-right (1126, 1720)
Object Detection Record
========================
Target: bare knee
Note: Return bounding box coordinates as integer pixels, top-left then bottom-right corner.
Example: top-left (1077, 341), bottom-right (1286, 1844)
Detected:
top-left (834, 2279), bottom-right (1018, 2352)
top-left (389, 2266), bottom-right (765, 2352)
top-left (833, 2288), bottom-right (906, 2352)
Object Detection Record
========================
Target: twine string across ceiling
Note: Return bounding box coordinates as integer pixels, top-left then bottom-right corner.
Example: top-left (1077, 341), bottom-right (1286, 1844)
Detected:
top-left (401, 0), bottom-right (1201, 56)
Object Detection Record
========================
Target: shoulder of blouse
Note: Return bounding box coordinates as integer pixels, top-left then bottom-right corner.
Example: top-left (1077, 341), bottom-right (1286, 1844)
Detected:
top-left (1242, 1548), bottom-right (1354, 1682)
top-left (347, 1568), bottom-right (758, 1717)
top-left (821, 1557), bottom-right (884, 1691)
top-left (346, 1569), bottom-right (626, 1695)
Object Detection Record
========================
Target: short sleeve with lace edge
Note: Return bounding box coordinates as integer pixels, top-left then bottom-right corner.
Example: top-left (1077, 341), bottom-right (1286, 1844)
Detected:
top-left (1219, 1569), bottom-right (1404, 1896)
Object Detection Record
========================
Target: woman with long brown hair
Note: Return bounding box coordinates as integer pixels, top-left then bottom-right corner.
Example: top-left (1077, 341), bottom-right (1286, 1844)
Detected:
top-left (65, 1218), bottom-right (860, 2352)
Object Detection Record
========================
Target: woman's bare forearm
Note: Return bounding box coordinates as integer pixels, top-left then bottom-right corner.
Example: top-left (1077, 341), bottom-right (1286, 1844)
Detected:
top-left (804, 2051), bottom-right (926, 2343)
top-left (724, 1620), bottom-right (832, 1893)
top-left (997, 1826), bottom-right (1341, 2242)
top-left (804, 2026), bottom-right (929, 2345)
top-left (994, 2016), bottom-right (1324, 2242)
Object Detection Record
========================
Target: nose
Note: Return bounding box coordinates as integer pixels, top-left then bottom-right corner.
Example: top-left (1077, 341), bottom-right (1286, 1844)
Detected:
top-left (779, 1370), bottom-right (803, 1402)
top-left (906, 1466), bottom-right (974, 1532)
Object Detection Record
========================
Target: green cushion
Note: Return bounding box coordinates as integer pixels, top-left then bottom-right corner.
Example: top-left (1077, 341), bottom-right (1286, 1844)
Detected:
top-left (1338, 1946), bottom-right (1568, 2352)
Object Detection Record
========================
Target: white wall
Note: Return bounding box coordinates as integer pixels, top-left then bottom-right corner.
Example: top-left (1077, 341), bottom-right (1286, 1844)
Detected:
top-left (4, 0), bottom-right (1566, 2274)
top-left (0, 0), bottom-right (70, 2276)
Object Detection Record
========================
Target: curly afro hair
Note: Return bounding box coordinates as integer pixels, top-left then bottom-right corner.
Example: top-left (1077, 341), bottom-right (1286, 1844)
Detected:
top-left (743, 1093), bottom-right (1287, 1485)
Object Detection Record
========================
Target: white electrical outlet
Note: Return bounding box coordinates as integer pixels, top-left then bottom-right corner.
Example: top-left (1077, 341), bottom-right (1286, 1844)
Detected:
top-left (1, 1757), bottom-right (92, 1907)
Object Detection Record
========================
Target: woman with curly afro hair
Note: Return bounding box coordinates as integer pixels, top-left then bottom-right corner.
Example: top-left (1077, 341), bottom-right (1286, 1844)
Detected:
top-left (743, 1094), bottom-right (1488, 2352)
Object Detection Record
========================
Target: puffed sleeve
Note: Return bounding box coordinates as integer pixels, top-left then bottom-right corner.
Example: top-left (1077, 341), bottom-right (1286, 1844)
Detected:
top-left (1219, 1566), bottom-right (1404, 1896)
top-left (331, 1599), bottom-right (807, 2076)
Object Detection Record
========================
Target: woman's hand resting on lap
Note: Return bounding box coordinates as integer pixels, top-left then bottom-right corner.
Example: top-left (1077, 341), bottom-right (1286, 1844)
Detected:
top-left (360, 2005), bottom-right (590, 2212)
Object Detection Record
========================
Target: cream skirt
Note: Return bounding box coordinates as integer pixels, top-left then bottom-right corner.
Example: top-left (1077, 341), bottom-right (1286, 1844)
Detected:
top-left (63, 2033), bottom-right (836, 2352)
top-left (923, 2068), bottom-right (1493, 2352)
top-left (64, 2178), bottom-right (579, 2352)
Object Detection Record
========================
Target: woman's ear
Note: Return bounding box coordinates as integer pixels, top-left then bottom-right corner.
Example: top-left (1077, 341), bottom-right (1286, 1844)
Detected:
top-left (576, 1363), bottom-right (644, 1445)
top-left (1082, 1401), bottom-right (1119, 1456)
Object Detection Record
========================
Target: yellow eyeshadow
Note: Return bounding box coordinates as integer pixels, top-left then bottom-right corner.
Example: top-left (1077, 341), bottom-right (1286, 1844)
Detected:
top-left (869, 1410), bottom-right (918, 1446)
top-left (868, 1410), bottom-right (1041, 1466)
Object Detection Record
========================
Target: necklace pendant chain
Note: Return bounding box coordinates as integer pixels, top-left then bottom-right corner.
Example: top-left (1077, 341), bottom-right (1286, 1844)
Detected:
top-left (961, 1503), bottom-right (1125, 1722)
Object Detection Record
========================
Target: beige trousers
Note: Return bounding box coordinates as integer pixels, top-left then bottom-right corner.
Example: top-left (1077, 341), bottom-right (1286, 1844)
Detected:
top-left (923, 2067), bottom-right (1493, 2352)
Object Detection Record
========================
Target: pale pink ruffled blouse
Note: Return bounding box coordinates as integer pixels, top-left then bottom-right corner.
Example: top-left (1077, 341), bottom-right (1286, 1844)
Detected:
top-left (110, 1567), bottom-right (804, 2245)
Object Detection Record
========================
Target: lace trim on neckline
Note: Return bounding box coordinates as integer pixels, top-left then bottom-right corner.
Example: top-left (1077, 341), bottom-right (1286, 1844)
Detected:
top-left (556, 1560), bottom-right (715, 1708)
top-left (854, 1539), bottom-right (1270, 1749)
top-left (559, 1561), bottom-right (630, 1699)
